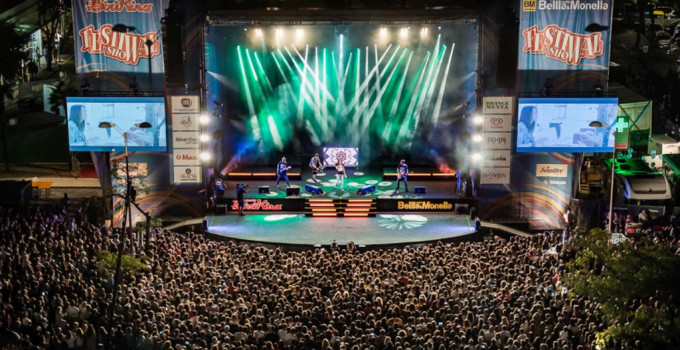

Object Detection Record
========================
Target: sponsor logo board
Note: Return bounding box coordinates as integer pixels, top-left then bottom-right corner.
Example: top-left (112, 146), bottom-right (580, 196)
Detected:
top-left (173, 166), bottom-right (201, 183)
top-left (481, 167), bottom-right (511, 185)
top-left (172, 113), bottom-right (199, 131)
top-left (484, 150), bottom-right (512, 167)
top-left (173, 131), bottom-right (200, 148)
top-left (482, 97), bottom-right (514, 115)
top-left (536, 164), bottom-right (569, 177)
top-left (483, 114), bottom-right (512, 132)
top-left (173, 149), bottom-right (200, 166)
top-left (484, 132), bottom-right (512, 150)
top-left (171, 96), bottom-right (200, 114)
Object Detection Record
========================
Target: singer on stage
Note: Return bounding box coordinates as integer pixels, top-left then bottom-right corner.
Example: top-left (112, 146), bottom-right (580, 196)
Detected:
top-left (309, 153), bottom-right (322, 183)
top-left (276, 157), bottom-right (291, 188)
top-left (395, 159), bottom-right (409, 193)
top-left (335, 158), bottom-right (346, 190)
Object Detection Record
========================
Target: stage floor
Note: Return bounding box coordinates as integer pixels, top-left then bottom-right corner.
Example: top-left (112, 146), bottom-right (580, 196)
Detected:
top-left (225, 171), bottom-right (459, 200)
top-left (206, 213), bottom-right (475, 246)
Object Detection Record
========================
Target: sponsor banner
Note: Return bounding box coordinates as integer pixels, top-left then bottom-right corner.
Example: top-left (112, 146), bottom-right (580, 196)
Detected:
top-left (536, 163), bottom-right (569, 177)
top-left (483, 114), bottom-right (512, 132)
top-left (518, 0), bottom-right (613, 71)
top-left (481, 167), bottom-right (511, 185)
top-left (482, 97), bottom-right (514, 115)
top-left (173, 131), bottom-right (200, 148)
top-left (484, 150), bottom-right (512, 167)
top-left (72, 0), bottom-right (169, 74)
top-left (173, 166), bottom-right (201, 183)
top-left (484, 132), bottom-right (512, 150)
top-left (171, 96), bottom-right (200, 114)
top-left (215, 198), bottom-right (306, 212)
top-left (377, 199), bottom-right (455, 212)
top-left (173, 148), bottom-right (200, 166)
top-left (172, 113), bottom-right (200, 131)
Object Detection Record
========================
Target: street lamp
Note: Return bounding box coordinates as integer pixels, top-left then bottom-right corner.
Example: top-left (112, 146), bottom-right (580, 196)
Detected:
top-left (589, 120), bottom-right (616, 233)
top-left (98, 121), bottom-right (151, 337)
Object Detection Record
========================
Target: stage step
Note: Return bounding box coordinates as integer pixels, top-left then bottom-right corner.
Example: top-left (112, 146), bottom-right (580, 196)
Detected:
top-left (306, 198), bottom-right (376, 217)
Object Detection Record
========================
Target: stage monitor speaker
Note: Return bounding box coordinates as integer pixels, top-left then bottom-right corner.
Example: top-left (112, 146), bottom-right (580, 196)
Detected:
top-left (305, 184), bottom-right (324, 195)
top-left (415, 186), bottom-right (426, 194)
top-left (287, 187), bottom-right (300, 196)
top-left (258, 186), bottom-right (270, 194)
top-left (357, 185), bottom-right (376, 195)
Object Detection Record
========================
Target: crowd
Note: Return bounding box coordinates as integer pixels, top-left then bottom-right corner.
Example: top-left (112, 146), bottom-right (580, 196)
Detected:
top-left (1, 204), bottom-right (610, 350)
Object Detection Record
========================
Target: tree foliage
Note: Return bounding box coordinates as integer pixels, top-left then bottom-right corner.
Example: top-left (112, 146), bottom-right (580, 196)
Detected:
top-left (564, 229), bottom-right (680, 349)
top-left (96, 250), bottom-right (148, 282)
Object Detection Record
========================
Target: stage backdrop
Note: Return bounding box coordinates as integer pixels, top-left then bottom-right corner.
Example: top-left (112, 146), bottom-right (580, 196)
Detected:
top-left (205, 22), bottom-right (478, 174)
top-left (72, 0), bottom-right (169, 91)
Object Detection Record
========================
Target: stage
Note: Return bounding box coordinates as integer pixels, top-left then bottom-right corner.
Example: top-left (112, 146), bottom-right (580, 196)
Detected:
top-left (206, 213), bottom-right (476, 246)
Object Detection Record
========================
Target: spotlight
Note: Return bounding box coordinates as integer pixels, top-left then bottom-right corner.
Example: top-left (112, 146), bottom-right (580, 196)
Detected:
top-left (295, 28), bottom-right (305, 38)
top-left (254, 28), bottom-right (263, 37)
top-left (275, 28), bottom-right (284, 38)
top-left (200, 134), bottom-right (210, 142)
top-left (379, 27), bottom-right (388, 37)
top-left (200, 152), bottom-right (212, 161)
top-left (420, 27), bottom-right (429, 37)
top-left (399, 27), bottom-right (409, 38)
top-left (472, 115), bottom-right (483, 125)
top-left (471, 153), bottom-right (482, 162)
top-left (472, 134), bottom-right (483, 143)
top-left (199, 114), bottom-right (210, 125)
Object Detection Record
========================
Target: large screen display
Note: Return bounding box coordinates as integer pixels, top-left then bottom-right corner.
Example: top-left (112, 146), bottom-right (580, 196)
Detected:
top-left (516, 98), bottom-right (618, 153)
top-left (66, 97), bottom-right (167, 152)
top-left (323, 147), bottom-right (359, 167)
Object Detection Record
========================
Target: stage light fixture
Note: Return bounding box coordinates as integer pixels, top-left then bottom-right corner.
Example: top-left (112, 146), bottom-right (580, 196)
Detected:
top-left (399, 27), bottom-right (409, 38)
top-left (471, 153), bottom-right (482, 162)
top-left (379, 27), bottom-right (388, 37)
top-left (200, 152), bottom-right (211, 161)
top-left (254, 28), bottom-right (263, 37)
top-left (200, 134), bottom-right (210, 142)
top-left (199, 114), bottom-right (210, 125)
top-left (275, 28), bottom-right (284, 38)
top-left (472, 134), bottom-right (483, 142)
top-left (472, 114), bottom-right (483, 125)
top-left (420, 27), bottom-right (429, 37)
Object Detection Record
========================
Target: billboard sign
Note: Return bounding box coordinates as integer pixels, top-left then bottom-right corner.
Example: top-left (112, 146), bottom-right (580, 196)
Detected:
top-left (72, 0), bottom-right (168, 74)
top-left (484, 132), bottom-right (512, 150)
top-left (518, 0), bottom-right (613, 71)
top-left (481, 167), bottom-right (511, 185)
top-left (483, 114), bottom-right (513, 132)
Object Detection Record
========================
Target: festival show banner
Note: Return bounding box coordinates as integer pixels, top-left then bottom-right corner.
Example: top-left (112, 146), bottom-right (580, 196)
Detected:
top-left (72, 0), bottom-right (168, 77)
top-left (518, 0), bottom-right (613, 71)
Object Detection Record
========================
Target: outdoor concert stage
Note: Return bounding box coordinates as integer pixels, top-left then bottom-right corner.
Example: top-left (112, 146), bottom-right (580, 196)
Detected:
top-left (206, 213), bottom-right (475, 246)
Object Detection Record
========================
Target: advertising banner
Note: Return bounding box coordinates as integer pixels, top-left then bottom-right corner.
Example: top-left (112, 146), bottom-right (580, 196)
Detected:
top-left (215, 198), bottom-right (306, 213)
top-left (482, 114), bottom-right (513, 132)
top-left (171, 114), bottom-right (200, 131)
top-left (172, 132), bottom-right (200, 148)
top-left (170, 96), bottom-right (200, 114)
top-left (376, 199), bottom-right (455, 212)
top-left (72, 0), bottom-right (168, 74)
top-left (484, 132), bottom-right (512, 150)
top-left (481, 167), bottom-right (511, 185)
top-left (173, 166), bottom-right (201, 183)
top-left (518, 0), bottom-right (613, 71)
top-left (173, 149), bottom-right (200, 166)
top-left (484, 150), bottom-right (512, 167)
top-left (482, 97), bottom-right (514, 115)
top-left (536, 164), bottom-right (569, 177)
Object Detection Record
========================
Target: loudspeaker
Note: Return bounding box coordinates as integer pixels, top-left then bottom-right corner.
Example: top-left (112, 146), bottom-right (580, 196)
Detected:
top-left (305, 184), bottom-right (324, 195)
top-left (286, 187), bottom-right (300, 196)
top-left (414, 186), bottom-right (426, 194)
top-left (258, 186), bottom-right (270, 194)
top-left (162, 5), bottom-right (185, 88)
top-left (496, 19), bottom-right (519, 88)
top-left (357, 185), bottom-right (376, 195)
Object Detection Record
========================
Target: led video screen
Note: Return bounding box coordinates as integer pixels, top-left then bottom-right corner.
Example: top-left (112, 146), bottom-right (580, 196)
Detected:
top-left (323, 147), bottom-right (359, 167)
top-left (516, 98), bottom-right (618, 153)
top-left (66, 97), bottom-right (167, 152)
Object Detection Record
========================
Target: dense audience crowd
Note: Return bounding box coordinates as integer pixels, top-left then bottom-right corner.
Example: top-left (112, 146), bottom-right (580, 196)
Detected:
top-left (2, 204), bottom-right (609, 349)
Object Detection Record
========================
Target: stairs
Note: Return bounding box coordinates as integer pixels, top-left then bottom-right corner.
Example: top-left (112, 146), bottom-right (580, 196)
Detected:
top-left (306, 198), bottom-right (376, 217)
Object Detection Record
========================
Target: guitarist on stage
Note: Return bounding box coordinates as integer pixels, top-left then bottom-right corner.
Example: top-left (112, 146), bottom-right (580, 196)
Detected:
top-left (309, 153), bottom-right (322, 183)
top-left (395, 159), bottom-right (409, 193)
top-left (276, 157), bottom-right (292, 188)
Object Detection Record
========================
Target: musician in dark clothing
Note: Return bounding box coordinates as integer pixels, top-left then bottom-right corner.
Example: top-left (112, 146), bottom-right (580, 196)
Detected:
top-left (309, 153), bottom-right (322, 183)
top-left (276, 157), bottom-right (291, 188)
top-left (236, 184), bottom-right (247, 216)
top-left (395, 159), bottom-right (409, 193)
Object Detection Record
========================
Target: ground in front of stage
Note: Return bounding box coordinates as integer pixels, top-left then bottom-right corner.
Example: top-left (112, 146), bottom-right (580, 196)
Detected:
top-left (206, 213), bottom-right (475, 246)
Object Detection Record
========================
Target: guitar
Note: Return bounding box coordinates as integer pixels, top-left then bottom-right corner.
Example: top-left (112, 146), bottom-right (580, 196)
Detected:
top-left (397, 164), bottom-right (407, 179)
top-left (278, 165), bottom-right (292, 175)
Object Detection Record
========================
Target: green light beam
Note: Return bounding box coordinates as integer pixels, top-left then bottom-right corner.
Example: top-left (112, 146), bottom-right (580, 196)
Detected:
top-left (432, 43), bottom-right (455, 125)
top-left (267, 114), bottom-right (284, 150)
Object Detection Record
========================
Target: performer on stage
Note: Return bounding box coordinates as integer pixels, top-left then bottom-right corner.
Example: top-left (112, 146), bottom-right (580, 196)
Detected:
top-left (309, 153), bottom-right (322, 183)
top-left (335, 158), bottom-right (347, 190)
top-left (276, 157), bottom-right (291, 188)
top-left (395, 159), bottom-right (409, 193)
top-left (236, 184), bottom-right (247, 216)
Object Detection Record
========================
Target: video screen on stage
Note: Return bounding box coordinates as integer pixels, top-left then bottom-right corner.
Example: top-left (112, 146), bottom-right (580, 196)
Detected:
top-left (323, 147), bottom-right (359, 167)
top-left (516, 98), bottom-right (618, 153)
top-left (66, 97), bottom-right (167, 152)
top-left (205, 21), bottom-right (479, 172)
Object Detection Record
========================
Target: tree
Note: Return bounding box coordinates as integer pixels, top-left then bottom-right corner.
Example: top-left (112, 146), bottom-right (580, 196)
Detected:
top-left (38, 0), bottom-right (68, 71)
top-left (0, 21), bottom-right (29, 172)
top-left (564, 229), bottom-right (680, 349)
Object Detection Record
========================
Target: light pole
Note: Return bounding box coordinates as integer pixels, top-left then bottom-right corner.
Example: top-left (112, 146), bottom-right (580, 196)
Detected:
top-left (98, 121), bottom-right (151, 338)
top-left (590, 120), bottom-right (616, 233)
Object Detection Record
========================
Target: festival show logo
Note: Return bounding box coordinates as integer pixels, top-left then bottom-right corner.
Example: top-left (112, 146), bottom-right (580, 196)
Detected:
top-left (85, 0), bottom-right (154, 13)
top-left (521, 24), bottom-right (604, 66)
top-left (231, 199), bottom-right (284, 211)
top-left (79, 24), bottom-right (160, 65)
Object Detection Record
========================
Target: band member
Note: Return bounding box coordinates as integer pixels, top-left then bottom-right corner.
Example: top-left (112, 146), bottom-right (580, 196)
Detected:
top-left (335, 158), bottom-right (346, 190)
top-left (395, 159), bottom-right (409, 193)
top-left (236, 184), bottom-right (247, 216)
top-left (309, 153), bottom-right (322, 183)
top-left (276, 157), bottom-right (291, 188)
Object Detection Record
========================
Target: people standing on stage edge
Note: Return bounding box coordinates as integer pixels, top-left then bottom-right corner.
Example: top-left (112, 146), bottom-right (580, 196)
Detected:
top-left (335, 158), bottom-right (346, 190)
top-left (276, 157), bottom-right (291, 189)
top-left (395, 159), bottom-right (409, 193)
top-left (236, 184), bottom-right (247, 216)
top-left (309, 153), bottom-right (322, 183)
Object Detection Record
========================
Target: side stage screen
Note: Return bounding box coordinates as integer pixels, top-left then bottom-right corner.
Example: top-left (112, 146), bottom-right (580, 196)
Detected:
top-left (516, 98), bottom-right (618, 153)
top-left (323, 147), bottom-right (359, 167)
